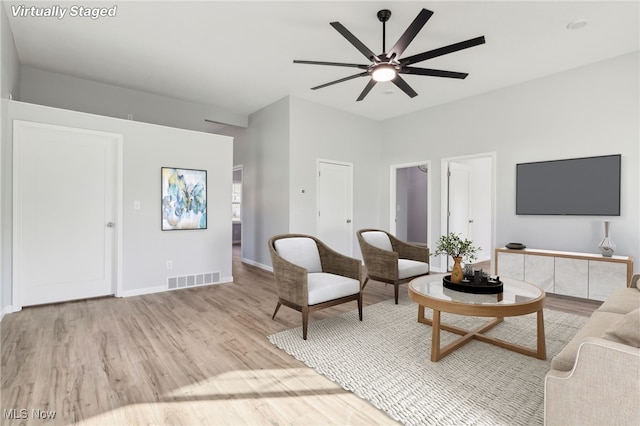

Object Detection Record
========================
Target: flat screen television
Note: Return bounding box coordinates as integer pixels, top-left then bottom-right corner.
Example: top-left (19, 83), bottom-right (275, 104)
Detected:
top-left (516, 154), bottom-right (621, 216)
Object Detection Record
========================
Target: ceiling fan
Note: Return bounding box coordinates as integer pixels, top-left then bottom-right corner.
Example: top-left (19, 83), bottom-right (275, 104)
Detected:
top-left (294, 8), bottom-right (485, 101)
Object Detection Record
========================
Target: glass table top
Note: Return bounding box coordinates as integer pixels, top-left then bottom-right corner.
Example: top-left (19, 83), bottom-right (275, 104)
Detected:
top-left (410, 274), bottom-right (543, 306)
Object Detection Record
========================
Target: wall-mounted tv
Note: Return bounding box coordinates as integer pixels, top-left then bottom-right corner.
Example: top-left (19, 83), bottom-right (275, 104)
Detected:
top-left (516, 154), bottom-right (621, 216)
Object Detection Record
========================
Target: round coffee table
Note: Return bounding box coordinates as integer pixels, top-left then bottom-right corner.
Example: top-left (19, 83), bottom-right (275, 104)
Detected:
top-left (408, 274), bottom-right (546, 362)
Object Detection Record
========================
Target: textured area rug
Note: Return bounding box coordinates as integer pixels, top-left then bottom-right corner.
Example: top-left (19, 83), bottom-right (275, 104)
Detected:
top-left (268, 293), bottom-right (588, 426)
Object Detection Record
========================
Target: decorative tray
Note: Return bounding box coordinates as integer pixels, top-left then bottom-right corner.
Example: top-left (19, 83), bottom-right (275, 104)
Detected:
top-left (443, 275), bottom-right (503, 294)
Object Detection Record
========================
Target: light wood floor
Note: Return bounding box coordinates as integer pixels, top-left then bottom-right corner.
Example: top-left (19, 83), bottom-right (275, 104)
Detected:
top-left (1, 246), bottom-right (600, 425)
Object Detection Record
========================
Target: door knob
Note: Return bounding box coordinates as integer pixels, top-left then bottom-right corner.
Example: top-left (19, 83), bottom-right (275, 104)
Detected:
top-left (106, 222), bottom-right (115, 228)
top-left (346, 219), bottom-right (352, 223)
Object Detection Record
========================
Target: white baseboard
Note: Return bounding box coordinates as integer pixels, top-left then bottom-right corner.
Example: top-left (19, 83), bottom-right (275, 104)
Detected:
top-left (242, 257), bottom-right (273, 272)
top-left (119, 285), bottom-right (167, 298)
top-left (0, 305), bottom-right (20, 321)
top-left (119, 276), bottom-right (234, 298)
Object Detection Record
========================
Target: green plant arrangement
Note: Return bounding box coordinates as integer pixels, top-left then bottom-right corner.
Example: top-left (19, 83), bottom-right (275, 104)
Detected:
top-left (433, 233), bottom-right (481, 283)
top-left (432, 233), bottom-right (481, 262)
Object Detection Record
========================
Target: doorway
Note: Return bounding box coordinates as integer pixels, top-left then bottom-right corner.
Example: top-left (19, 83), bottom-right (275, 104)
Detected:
top-left (317, 160), bottom-right (353, 256)
top-left (13, 121), bottom-right (122, 308)
top-left (441, 153), bottom-right (495, 269)
top-left (390, 161), bottom-right (430, 245)
top-left (232, 165), bottom-right (242, 245)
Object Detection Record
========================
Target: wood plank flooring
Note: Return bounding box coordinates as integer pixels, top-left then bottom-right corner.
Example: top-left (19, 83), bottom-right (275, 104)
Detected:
top-left (1, 246), bottom-right (599, 425)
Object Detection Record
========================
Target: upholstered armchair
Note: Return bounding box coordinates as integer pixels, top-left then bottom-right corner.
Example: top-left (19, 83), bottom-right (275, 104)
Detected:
top-left (268, 234), bottom-right (363, 340)
top-left (356, 229), bottom-right (430, 304)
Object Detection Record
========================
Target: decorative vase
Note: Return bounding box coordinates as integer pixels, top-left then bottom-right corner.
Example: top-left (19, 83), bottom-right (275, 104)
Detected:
top-left (450, 257), bottom-right (464, 283)
top-left (598, 221), bottom-right (616, 257)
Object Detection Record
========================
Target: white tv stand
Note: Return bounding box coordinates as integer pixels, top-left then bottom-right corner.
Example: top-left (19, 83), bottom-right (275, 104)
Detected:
top-left (495, 247), bottom-right (634, 301)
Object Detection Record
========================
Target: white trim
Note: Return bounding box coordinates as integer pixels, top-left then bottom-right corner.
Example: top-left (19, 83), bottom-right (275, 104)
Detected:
top-left (242, 257), bottom-right (273, 272)
top-left (119, 277), bottom-right (234, 298)
top-left (12, 120), bottom-right (124, 309)
top-left (1, 305), bottom-right (17, 321)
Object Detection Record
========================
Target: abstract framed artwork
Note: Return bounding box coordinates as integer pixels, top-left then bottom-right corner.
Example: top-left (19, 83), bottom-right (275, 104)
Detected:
top-left (161, 167), bottom-right (207, 230)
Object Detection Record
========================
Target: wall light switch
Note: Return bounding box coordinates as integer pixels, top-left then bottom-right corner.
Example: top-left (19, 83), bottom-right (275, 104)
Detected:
top-left (134, 200), bottom-right (141, 210)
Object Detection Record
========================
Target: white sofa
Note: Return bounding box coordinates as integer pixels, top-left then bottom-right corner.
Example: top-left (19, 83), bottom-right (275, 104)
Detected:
top-left (544, 274), bottom-right (640, 425)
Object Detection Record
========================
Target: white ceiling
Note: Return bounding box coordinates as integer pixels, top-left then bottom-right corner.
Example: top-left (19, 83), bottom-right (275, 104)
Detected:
top-left (5, 1), bottom-right (639, 122)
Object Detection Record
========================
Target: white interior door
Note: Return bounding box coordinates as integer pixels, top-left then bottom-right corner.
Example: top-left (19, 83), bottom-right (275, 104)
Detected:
top-left (13, 121), bottom-right (119, 307)
top-left (317, 160), bottom-right (353, 255)
top-left (448, 162), bottom-right (471, 239)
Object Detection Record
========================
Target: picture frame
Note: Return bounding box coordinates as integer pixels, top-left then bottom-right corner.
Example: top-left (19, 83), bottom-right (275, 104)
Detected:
top-left (161, 167), bottom-right (207, 230)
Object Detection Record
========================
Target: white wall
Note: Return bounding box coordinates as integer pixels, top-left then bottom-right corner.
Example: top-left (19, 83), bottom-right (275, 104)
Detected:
top-left (381, 53), bottom-right (639, 272)
top-left (1, 3), bottom-right (20, 317)
top-left (289, 96), bottom-right (383, 259)
top-left (19, 66), bottom-right (248, 130)
top-left (5, 101), bottom-right (233, 308)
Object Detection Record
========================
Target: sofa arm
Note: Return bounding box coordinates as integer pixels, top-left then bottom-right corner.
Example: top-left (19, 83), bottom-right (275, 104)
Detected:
top-left (544, 337), bottom-right (640, 426)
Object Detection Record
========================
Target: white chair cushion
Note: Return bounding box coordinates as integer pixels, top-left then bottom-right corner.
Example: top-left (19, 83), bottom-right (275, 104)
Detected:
top-left (307, 273), bottom-right (360, 305)
top-left (398, 259), bottom-right (429, 279)
top-left (362, 231), bottom-right (393, 251)
top-left (274, 237), bottom-right (322, 273)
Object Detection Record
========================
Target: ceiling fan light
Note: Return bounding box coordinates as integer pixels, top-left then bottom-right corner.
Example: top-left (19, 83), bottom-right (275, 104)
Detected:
top-left (372, 64), bottom-right (396, 82)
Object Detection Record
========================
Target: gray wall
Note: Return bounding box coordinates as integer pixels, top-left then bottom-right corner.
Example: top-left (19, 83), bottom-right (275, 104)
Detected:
top-left (289, 97), bottom-right (382, 259)
top-left (19, 66), bottom-right (248, 130)
top-left (1, 3), bottom-right (20, 316)
top-left (231, 97), bottom-right (290, 268)
top-left (6, 101), bottom-right (233, 309)
top-left (381, 52), bottom-right (639, 272)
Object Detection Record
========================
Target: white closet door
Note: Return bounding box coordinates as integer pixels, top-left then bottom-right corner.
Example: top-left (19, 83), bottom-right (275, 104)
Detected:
top-left (317, 160), bottom-right (353, 256)
top-left (14, 121), bottom-right (119, 307)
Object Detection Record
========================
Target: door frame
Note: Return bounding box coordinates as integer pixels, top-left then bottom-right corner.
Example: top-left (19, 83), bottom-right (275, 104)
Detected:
top-left (316, 159), bottom-right (354, 256)
top-left (390, 160), bottom-right (431, 243)
top-left (12, 120), bottom-right (124, 311)
top-left (440, 152), bottom-right (496, 268)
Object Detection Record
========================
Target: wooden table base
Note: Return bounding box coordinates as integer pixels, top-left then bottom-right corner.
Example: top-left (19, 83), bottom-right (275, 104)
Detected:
top-left (417, 305), bottom-right (546, 362)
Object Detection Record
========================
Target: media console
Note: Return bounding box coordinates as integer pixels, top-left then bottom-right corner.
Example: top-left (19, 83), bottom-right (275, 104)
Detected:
top-left (494, 247), bottom-right (634, 301)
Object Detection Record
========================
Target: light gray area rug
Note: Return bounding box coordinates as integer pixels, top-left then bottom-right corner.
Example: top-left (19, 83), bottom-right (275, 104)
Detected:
top-left (268, 293), bottom-right (588, 426)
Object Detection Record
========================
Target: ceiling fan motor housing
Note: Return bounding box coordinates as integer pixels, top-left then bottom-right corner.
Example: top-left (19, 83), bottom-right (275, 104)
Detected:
top-left (377, 9), bottom-right (392, 23)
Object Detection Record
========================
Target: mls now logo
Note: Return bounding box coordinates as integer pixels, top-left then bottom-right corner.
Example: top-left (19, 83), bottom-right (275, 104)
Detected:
top-left (3, 408), bottom-right (56, 420)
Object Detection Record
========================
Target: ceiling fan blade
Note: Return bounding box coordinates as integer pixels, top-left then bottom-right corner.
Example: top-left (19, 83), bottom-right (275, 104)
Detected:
top-left (330, 21), bottom-right (379, 62)
top-left (401, 36), bottom-right (486, 66)
top-left (392, 75), bottom-right (418, 98)
top-left (356, 79), bottom-right (377, 101)
top-left (389, 8), bottom-right (433, 58)
top-left (294, 60), bottom-right (369, 70)
top-left (401, 67), bottom-right (468, 79)
top-left (311, 72), bottom-right (369, 90)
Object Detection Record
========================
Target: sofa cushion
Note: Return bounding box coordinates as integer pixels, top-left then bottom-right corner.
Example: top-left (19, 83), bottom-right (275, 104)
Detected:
top-left (275, 237), bottom-right (322, 273)
top-left (307, 273), bottom-right (360, 305)
top-left (597, 287), bottom-right (640, 314)
top-left (551, 311), bottom-right (623, 371)
top-left (361, 231), bottom-right (393, 251)
top-left (602, 308), bottom-right (640, 348)
top-left (398, 259), bottom-right (429, 279)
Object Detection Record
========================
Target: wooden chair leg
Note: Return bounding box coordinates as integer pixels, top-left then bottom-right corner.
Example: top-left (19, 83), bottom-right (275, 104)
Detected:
top-left (362, 277), bottom-right (370, 289)
top-left (357, 293), bottom-right (363, 321)
top-left (394, 282), bottom-right (399, 304)
top-left (302, 307), bottom-right (309, 340)
top-left (272, 302), bottom-right (282, 320)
